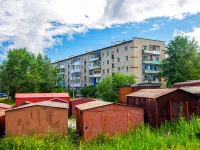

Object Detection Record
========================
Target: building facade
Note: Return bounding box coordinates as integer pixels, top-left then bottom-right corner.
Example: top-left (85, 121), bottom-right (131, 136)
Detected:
top-left (52, 37), bottom-right (166, 91)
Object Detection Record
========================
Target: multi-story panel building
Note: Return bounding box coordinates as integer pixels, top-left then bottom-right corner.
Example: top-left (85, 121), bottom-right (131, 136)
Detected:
top-left (52, 37), bottom-right (166, 91)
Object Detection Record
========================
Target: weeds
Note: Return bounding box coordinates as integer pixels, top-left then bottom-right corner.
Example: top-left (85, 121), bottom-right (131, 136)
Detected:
top-left (0, 116), bottom-right (200, 150)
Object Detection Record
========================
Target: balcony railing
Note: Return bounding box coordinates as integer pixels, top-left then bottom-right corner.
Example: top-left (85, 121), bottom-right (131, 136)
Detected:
top-left (89, 73), bottom-right (101, 78)
top-left (70, 69), bottom-right (81, 73)
top-left (143, 50), bottom-right (160, 55)
top-left (143, 60), bottom-right (161, 64)
top-left (143, 80), bottom-right (161, 84)
top-left (88, 65), bottom-right (101, 70)
top-left (89, 57), bottom-right (100, 62)
top-left (144, 70), bottom-right (159, 74)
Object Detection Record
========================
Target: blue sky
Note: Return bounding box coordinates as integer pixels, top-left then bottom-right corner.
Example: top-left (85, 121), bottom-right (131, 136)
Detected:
top-left (0, 0), bottom-right (200, 63)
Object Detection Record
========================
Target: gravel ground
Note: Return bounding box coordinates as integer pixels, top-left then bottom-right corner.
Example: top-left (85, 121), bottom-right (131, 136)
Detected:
top-left (68, 118), bottom-right (76, 129)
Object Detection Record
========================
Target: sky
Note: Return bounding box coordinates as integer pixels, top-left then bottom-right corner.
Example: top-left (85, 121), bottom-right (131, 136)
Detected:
top-left (0, 0), bottom-right (200, 63)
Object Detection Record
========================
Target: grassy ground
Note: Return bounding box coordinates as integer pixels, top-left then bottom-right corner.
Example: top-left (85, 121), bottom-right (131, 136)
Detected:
top-left (0, 98), bottom-right (15, 106)
top-left (0, 116), bottom-right (200, 150)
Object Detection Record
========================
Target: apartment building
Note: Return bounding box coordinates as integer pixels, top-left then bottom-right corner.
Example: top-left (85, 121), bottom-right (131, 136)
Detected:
top-left (52, 37), bottom-right (166, 91)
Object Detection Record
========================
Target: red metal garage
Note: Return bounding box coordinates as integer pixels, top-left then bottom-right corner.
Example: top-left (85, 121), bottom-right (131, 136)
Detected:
top-left (118, 84), bottom-right (160, 104)
top-left (127, 89), bottom-right (199, 127)
top-left (173, 80), bottom-right (200, 88)
top-left (5, 101), bottom-right (69, 135)
top-left (76, 100), bottom-right (144, 142)
top-left (15, 93), bottom-right (70, 105)
top-left (0, 111), bottom-right (5, 137)
top-left (69, 98), bottom-right (94, 117)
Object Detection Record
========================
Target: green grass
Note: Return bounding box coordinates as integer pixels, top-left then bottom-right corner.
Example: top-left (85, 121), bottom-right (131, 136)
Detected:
top-left (0, 98), bottom-right (15, 106)
top-left (1, 116), bottom-right (200, 150)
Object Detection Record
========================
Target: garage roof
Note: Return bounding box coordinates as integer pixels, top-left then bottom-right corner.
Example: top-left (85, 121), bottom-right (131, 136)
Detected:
top-left (76, 100), bottom-right (113, 110)
top-left (15, 93), bottom-right (70, 98)
top-left (127, 89), bottom-right (177, 99)
top-left (0, 103), bottom-right (12, 109)
top-left (6, 101), bottom-right (68, 111)
top-left (180, 86), bottom-right (200, 96)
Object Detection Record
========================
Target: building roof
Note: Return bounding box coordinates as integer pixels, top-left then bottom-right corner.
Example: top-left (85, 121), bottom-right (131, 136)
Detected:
top-left (126, 89), bottom-right (177, 99)
top-left (76, 100), bottom-right (113, 110)
top-left (180, 86), bottom-right (200, 96)
top-left (173, 80), bottom-right (200, 86)
top-left (0, 103), bottom-right (12, 109)
top-left (6, 101), bottom-right (68, 111)
top-left (15, 93), bottom-right (70, 98)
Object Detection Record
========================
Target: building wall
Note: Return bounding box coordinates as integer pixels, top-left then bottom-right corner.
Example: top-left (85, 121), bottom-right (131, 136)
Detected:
top-left (133, 38), bottom-right (165, 85)
top-left (52, 38), bottom-right (166, 90)
top-left (76, 104), bottom-right (143, 142)
top-left (101, 41), bottom-right (134, 78)
top-left (5, 106), bottom-right (68, 135)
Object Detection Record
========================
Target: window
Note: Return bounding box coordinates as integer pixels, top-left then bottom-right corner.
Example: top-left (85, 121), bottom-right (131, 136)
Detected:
top-left (117, 67), bottom-right (120, 72)
top-left (125, 56), bottom-right (128, 62)
top-left (125, 45), bottom-right (128, 51)
top-left (111, 54), bottom-right (114, 59)
top-left (107, 60), bottom-right (109, 65)
top-left (102, 61), bottom-right (105, 66)
top-left (84, 61), bottom-right (86, 65)
top-left (125, 66), bottom-right (129, 72)
top-left (102, 52), bottom-right (104, 57)
top-left (116, 48), bottom-right (119, 53)
top-left (107, 69), bottom-right (109, 73)
top-left (107, 51), bottom-right (109, 56)
top-left (84, 68), bottom-right (86, 73)
top-left (143, 46), bottom-right (147, 50)
top-left (102, 70), bottom-right (105, 74)
top-left (112, 63), bottom-right (114, 69)
top-left (117, 58), bottom-right (120, 62)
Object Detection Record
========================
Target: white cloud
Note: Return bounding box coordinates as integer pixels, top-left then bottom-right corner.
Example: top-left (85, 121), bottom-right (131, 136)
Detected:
top-left (149, 24), bottom-right (160, 31)
top-left (121, 31), bottom-right (127, 34)
top-left (173, 28), bottom-right (200, 45)
top-left (0, 0), bottom-right (200, 60)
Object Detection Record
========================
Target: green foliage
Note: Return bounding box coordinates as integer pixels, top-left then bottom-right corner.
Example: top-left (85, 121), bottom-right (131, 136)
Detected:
top-left (159, 36), bottom-right (200, 87)
top-left (96, 73), bottom-right (136, 102)
top-left (0, 98), bottom-right (15, 106)
top-left (0, 48), bottom-right (60, 98)
top-left (80, 86), bottom-right (97, 98)
top-left (0, 117), bottom-right (200, 149)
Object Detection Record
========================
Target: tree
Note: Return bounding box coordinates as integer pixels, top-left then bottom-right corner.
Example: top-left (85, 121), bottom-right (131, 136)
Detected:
top-left (96, 73), bottom-right (136, 102)
top-left (159, 36), bottom-right (200, 87)
top-left (80, 86), bottom-right (97, 98)
top-left (0, 48), bottom-right (60, 98)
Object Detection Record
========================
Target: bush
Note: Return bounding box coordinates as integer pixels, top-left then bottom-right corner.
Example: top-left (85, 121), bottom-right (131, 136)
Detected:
top-left (80, 86), bottom-right (97, 98)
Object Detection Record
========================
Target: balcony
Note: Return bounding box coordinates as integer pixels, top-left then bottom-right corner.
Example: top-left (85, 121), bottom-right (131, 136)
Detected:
top-left (89, 73), bottom-right (101, 78)
top-left (143, 50), bottom-right (160, 55)
top-left (144, 70), bottom-right (159, 74)
top-left (143, 80), bottom-right (161, 84)
top-left (143, 60), bottom-right (161, 64)
top-left (60, 65), bottom-right (65, 68)
top-left (70, 68), bottom-right (81, 73)
top-left (89, 57), bottom-right (100, 62)
top-left (70, 83), bottom-right (81, 87)
top-left (88, 65), bottom-right (101, 70)
top-left (70, 76), bottom-right (81, 80)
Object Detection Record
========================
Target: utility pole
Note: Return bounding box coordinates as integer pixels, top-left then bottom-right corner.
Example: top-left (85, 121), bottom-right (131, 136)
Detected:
top-left (72, 74), bottom-right (75, 98)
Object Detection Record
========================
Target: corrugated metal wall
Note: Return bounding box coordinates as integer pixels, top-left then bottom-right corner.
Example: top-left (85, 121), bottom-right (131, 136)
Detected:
top-left (76, 104), bottom-right (144, 142)
top-left (5, 106), bottom-right (68, 135)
